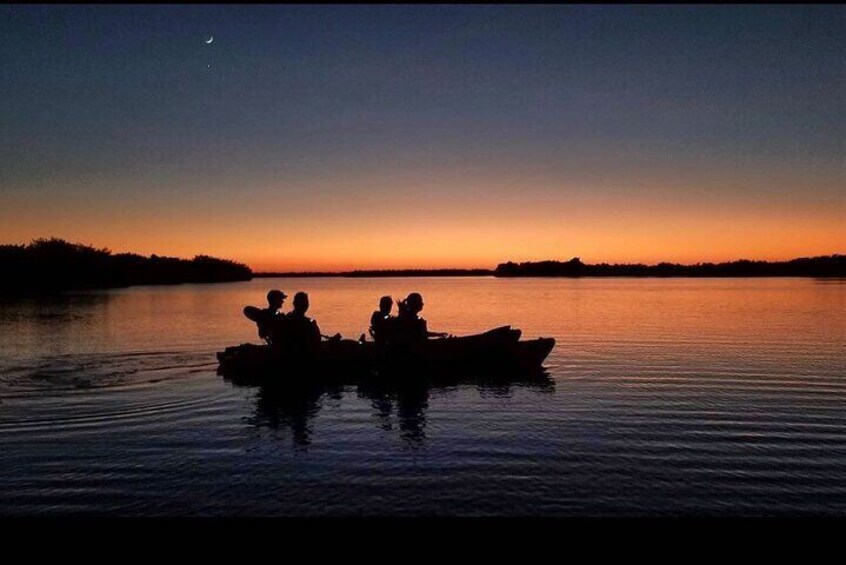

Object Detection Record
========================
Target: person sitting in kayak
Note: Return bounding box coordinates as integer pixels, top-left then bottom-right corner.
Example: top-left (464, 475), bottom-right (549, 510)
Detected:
top-left (389, 292), bottom-right (449, 347)
top-left (369, 295), bottom-right (394, 343)
top-left (282, 291), bottom-right (323, 356)
top-left (254, 289), bottom-right (287, 345)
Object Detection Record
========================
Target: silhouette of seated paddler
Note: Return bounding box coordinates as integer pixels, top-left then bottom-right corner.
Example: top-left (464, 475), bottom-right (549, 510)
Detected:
top-left (251, 289), bottom-right (287, 345)
top-left (369, 295), bottom-right (394, 344)
top-left (385, 293), bottom-right (448, 350)
top-left (281, 291), bottom-right (323, 356)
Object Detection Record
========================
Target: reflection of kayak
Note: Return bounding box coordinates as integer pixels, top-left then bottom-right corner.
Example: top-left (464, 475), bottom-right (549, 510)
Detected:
top-left (216, 325), bottom-right (555, 382)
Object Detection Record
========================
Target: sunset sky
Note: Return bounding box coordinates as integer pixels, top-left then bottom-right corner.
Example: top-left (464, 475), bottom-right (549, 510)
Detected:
top-left (1, 5), bottom-right (843, 271)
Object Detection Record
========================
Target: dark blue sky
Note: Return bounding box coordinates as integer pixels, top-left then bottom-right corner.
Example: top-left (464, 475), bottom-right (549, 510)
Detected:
top-left (1, 5), bottom-right (843, 269)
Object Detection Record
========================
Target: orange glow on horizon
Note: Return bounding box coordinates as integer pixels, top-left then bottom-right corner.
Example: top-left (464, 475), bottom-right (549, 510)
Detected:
top-left (2, 207), bottom-right (842, 272)
top-left (2, 171), bottom-right (843, 272)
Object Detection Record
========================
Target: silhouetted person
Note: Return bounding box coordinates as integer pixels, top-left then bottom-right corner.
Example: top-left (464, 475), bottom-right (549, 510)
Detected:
top-left (389, 293), bottom-right (448, 350)
top-left (369, 295), bottom-right (394, 343)
top-left (282, 291), bottom-right (322, 356)
top-left (255, 289), bottom-right (287, 345)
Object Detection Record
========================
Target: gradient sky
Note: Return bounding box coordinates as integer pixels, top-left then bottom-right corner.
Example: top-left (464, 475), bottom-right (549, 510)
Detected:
top-left (1, 5), bottom-right (843, 271)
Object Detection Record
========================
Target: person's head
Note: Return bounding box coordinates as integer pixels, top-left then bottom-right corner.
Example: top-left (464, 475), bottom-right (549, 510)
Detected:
top-left (266, 289), bottom-right (287, 310)
top-left (379, 295), bottom-right (393, 315)
top-left (404, 292), bottom-right (424, 314)
top-left (292, 291), bottom-right (309, 314)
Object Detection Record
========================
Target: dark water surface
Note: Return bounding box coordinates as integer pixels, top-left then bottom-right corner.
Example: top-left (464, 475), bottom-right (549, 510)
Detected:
top-left (1, 277), bottom-right (844, 516)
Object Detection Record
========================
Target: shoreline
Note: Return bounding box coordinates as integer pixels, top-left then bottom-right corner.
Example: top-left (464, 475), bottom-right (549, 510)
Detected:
top-left (2, 239), bottom-right (843, 292)
top-left (255, 273), bottom-right (846, 279)
top-left (256, 255), bottom-right (845, 279)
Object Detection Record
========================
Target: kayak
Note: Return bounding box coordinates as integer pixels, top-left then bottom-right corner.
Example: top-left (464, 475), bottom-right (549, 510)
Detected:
top-left (216, 325), bottom-right (555, 384)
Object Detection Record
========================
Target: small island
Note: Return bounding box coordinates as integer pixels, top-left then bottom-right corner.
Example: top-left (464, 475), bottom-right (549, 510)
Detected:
top-left (0, 238), bottom-right (252, 293)
top-left (493, 256), bottom-right (846, 278)
top-left (256, 256), bottom-right (845, 278)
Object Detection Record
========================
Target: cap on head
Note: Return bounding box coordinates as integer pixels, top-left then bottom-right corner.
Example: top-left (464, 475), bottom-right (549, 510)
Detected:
top-left (267, 289), bottom-right (287, 306)
top-left (267, 288), bottom-right (288, 302)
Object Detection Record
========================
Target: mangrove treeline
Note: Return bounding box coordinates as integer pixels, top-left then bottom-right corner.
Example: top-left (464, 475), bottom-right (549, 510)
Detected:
top-left (2, 239), bottom-right (843, 293)
top-left (494, 256), bottom-right (846, 277)
top-left (0, 238), bottom-right (252, 292)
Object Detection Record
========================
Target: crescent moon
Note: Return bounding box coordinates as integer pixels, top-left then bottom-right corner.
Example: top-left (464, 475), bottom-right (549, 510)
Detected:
top-left (206, 36), bottom-right (214, 44)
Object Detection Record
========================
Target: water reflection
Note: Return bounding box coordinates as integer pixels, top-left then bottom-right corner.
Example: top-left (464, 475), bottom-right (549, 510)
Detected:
top-left (358, 380), bottom-right (431, 447)
top-left (231, 371), bottom-right (554, 448)
top-left (0, 292), bottom-right (116, 365)
top-left (0, 292), bottom-right (111, 327)
top-left (2, 277), bottom-right (842, 516)
top-left (247, 382), bottom-right (343, 447)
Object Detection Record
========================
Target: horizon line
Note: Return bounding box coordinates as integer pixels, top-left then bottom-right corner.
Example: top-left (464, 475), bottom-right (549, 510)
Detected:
top-left (3, 237), bottom-right (843, 274)
top-left (253, 254), bottom-right (846, 277)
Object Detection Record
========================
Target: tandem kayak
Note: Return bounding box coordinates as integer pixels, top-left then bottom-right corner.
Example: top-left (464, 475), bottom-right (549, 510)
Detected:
top-left (216, 325), bottom-right (555, 384)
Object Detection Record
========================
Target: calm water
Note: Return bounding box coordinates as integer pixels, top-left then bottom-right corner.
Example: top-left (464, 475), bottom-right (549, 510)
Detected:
top-left (0, 277), bottom-right (844, 516)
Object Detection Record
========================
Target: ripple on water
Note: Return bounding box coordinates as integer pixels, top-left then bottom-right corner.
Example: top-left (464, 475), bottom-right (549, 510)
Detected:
top-left (0, 277), bottom-right (844, 515)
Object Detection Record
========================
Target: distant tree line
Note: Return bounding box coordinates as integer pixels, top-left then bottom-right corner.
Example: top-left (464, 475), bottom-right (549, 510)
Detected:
top-left (0, 238), bottom-right (252, 293)
top-left (494, 256), bottom-right (846, 277)
top-left (254, 268), bottom-right (494, 277)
